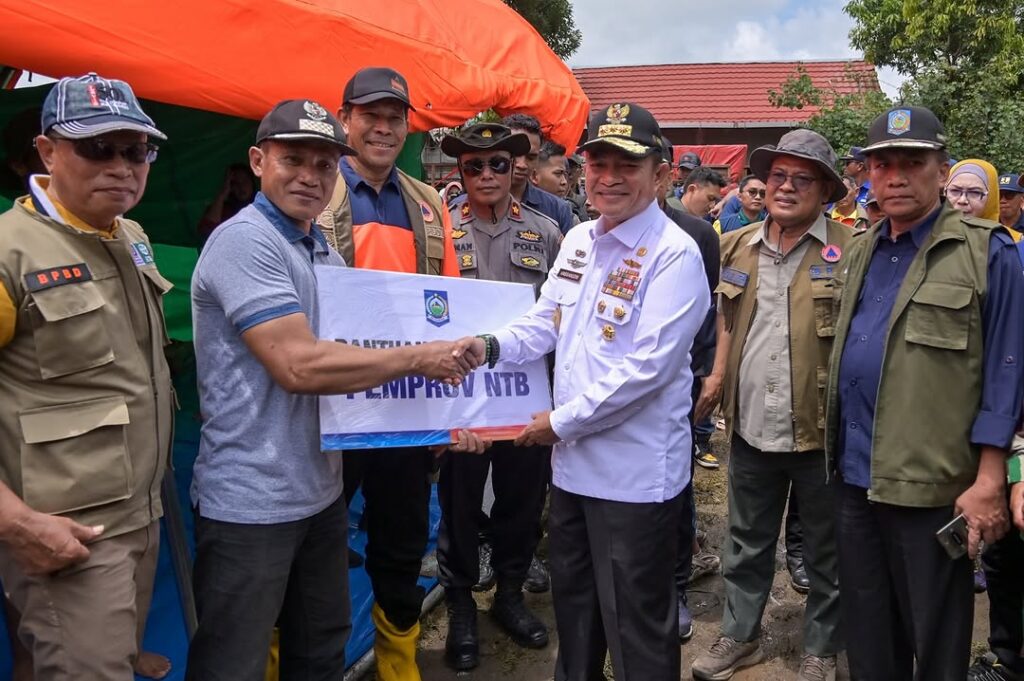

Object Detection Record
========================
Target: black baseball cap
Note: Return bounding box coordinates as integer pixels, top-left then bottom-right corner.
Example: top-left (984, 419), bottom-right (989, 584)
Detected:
top-left (578, 102), bottom-right (663, 158)
top-left (440, 123), bottom-right (530, 157)
top-left (343, 67), bottom-right (415, 110)
top-left (998, 173), bottom-right (1024, 194)
top-left (255, 99), bottom-right (355, 154)
top-left (863, 106), bottom-right (947, 154)
top-left (678, 151), bottom-right (701, 170)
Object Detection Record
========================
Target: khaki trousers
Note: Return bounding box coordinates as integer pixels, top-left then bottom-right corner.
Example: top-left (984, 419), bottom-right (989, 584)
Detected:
top-left (0, 520), bottom-right (160, 681)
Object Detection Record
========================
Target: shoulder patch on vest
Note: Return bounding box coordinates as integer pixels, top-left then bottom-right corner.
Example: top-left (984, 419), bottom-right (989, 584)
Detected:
top-left (418, 200), bottom-right (435, 223)
top-left (721, 267), bottom-right (749, 287)
top-left (25, 263), bottom-right (93, 292)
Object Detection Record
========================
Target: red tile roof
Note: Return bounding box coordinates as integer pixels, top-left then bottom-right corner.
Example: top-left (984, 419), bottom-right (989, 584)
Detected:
top-left (573, 60), bottom-right (879, 128)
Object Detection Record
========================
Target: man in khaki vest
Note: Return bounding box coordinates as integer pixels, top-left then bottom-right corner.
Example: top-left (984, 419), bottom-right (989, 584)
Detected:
top-left (0, 73), bottom-right (173, 680)
top-left (826, 107), bottom-right (1024, 681)
top-left (692, 130), bottom-right (850, 681)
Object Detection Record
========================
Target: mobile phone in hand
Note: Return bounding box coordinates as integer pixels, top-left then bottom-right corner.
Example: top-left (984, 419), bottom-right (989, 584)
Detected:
top-left (935, 514), bottom-right (969, 560)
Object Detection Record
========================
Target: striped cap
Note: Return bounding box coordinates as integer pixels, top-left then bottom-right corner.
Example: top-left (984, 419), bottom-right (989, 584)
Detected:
top-left (41, 72), bottom-right (166, 141)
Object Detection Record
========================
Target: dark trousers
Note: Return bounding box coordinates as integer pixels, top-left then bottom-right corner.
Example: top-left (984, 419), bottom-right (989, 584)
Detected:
top-left (186, 495), bottom-right (350, 681)
top-left (343, 447), bottom-right (433, 631)
top-left (550, 486), bottom-right (682, 681)
top-left (786, 490), bottom-right (802, 560)
top-left (721, 436), bottom-right (840, 655)
top-left (982, 518), bottom-right (1024, 672)
top-left (437, 441), bottom-right (548, 590)
top-left (674, 482), bottom-right (696, 595)
top-left (836, 483), bottom-right (974, 681)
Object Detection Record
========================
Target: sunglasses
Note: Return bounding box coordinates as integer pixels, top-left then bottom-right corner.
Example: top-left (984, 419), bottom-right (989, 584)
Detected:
top-left (766, 171), bottom-right (819, 193)
top-left (744, 188), bottom-right (766, 198)
top-left (53, 136), bottom-right (159, 165)
top-left (461, 156), bottom-right (512, 177)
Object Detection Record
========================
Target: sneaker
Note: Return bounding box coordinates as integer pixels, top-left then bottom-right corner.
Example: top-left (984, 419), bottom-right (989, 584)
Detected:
top-left (691, 635), bottom-right (764, 680)
top-left (524, 554), bottom-right (550, 593)
top-left (797, 654), bottom-right (837, 681)
top-left (678, 598), bottom-right (694, 642)
top-left (694, 442), bottom-right (720, 469)
top-left (690, 549), bottom-right (721, 584)
top-left (472, 543), bottom-right (495, 592)
top-left (968, 652), bottom-right (1022, 681)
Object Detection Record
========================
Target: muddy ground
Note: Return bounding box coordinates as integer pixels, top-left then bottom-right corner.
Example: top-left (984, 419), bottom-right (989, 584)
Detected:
top-left (400, 429), bottom-right (992, 680)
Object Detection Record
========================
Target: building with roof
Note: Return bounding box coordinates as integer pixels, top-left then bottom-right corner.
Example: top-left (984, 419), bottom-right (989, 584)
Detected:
top-left (573, 59), bottom-right (880, 152)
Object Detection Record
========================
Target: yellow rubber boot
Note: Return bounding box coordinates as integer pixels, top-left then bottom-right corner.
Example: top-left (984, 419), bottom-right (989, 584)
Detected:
top-left (372, 603), bottom-right (422, 681)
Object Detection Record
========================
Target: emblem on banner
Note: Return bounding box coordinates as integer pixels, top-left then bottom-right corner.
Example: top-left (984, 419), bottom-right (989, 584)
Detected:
top-left (424, 290), bottom-right (451, 327)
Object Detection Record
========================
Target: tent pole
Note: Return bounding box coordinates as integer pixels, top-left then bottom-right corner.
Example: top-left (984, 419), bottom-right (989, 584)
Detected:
top-left (161, 472), bottom-right (198, 638)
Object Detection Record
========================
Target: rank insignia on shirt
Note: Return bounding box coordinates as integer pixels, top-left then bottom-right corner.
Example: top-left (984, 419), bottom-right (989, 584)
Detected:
top-left (419, 200), bottom-right (435, 223)
top-left (516, 230), bottom-right (542, 243)
top-left (459, 253), bottom-right (475, 269)
top-left (130, 242), bottom-right (155, 267)
top-left (567, 258), bottom-right (586, 268)
top-left (602, 324), bottom-right (616, 340)
top-left (575, 249), bottom-right (587, 258)
top-left (24, 263), bottom-right (93, 292)
top-left (557, 268), bottom-right (582, 283)
top-left (623, 258), bottom-right (641, 268)
top-left (809, 264), bottom-right (836, 280)
top-left (520, 256), bottom-right (542, 268)
top-left (460, 203), bottom-right (472, 223)
top-left (452, 229), bottom-right (467, 240)
top-left (721, 267), bottom-right (749, 287)
top-left (510, 202), bottom-right (523, 221)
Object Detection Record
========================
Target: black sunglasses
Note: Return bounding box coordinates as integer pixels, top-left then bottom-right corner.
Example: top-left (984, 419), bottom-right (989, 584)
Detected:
top-left (52, 136), bottom-right (159, 165)
top-left (461, 156), bottom-right (512, 177)
top-left (744, 188), bottom-right (766, 198)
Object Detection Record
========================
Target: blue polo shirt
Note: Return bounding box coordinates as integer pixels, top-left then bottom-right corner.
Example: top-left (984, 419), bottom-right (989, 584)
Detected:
top-left (339, 156), bottom-right (411, 229)
top-left (191, 192), bottom-right (346, 523)
top-left (837, 206), bottom-right (1024, 488)
top-left (856, 181), bottom-right (872, 206)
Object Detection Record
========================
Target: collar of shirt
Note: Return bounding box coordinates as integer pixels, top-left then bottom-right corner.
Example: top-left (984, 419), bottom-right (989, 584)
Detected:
top-left (339, 156), bottom-right (399, 195)
top-left (738, 209), bottom-right (766, 226)
top-left (252, 192), bottom-right (329, 255)
top-left (830, 205), bottom-right (859, 222)
top-left (747, 211), bottom-right (828, 249)
top-left (590, 199), bottom-right (660, 248)
top-left (879, 203), bottom-right (943, 248)
top-left (24, 174), bottom-right (118, 237)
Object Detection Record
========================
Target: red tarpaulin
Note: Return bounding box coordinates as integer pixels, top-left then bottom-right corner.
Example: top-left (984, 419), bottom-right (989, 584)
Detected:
top-left (0, 0), bottom-right (589, 148)
top-left (674, 144), bottom-right (748, 184)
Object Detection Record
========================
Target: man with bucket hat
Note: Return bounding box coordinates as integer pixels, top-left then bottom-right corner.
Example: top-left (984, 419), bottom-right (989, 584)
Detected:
top-left (435, 123), bottom-right (562, 671)
top-left (462, 102), bottom-right (709, 681)
top-left (0, 72), bottom-right (172, 680)
top-left (693, 129), bottom-right (849, 681)
top-left (825, 106), bottom-right (1024, 681)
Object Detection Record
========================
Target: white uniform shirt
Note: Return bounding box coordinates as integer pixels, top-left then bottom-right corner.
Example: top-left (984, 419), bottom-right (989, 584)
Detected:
top-left (493, 200), bottom-right (709, 503)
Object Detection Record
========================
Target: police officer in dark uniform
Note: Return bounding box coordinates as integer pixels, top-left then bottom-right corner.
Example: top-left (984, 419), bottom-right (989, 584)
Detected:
top-left (436, 123), bottom-right (561, 671)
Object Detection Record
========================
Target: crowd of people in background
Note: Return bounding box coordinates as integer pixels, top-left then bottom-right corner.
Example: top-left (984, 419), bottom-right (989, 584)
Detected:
top-left (1, 67), bottom-right (1024, 681)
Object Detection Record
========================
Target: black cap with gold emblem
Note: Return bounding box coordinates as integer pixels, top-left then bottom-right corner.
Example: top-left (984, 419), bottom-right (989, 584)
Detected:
top-left (577, 102), bottom-right (663, 158)
top-left (256, 99), bottom-right (356, 154)
top-left (440, 123), bottom-right (531, 157)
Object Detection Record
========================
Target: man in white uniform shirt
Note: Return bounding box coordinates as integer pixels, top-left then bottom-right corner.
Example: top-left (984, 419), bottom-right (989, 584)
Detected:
top-left (466, 102), bottom-right (709, 681)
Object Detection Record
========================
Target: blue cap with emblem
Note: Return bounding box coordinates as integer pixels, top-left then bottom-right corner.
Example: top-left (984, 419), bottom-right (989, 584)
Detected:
top-left (998, 173), bottom-right (1024, 194)
top-left (41, 72), bottom-right (166, 141)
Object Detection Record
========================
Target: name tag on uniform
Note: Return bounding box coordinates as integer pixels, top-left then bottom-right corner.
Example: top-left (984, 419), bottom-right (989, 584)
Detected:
top-left (721, 267), bottom-right (749, 287)
top-left (809, 264), bottom-right (836, 280)
top-left (24, 263), bottom-right (93, 292)
top-left (557, 268), bottom-right (582, 283)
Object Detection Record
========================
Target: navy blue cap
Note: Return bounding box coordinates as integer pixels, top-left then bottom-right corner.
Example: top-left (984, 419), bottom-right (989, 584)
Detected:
top-left (839, 146), bottom-right (866, 163)
top-left (998, 173), bottom-right (1024, 194)
top-left (678, 151), bottom-right (701, 170)
top-left (41, 72), bottom-right (166, 141)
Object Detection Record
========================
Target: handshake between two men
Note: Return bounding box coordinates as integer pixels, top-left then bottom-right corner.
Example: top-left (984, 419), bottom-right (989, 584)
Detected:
top-left (411, 336), bottom-right (559, 453)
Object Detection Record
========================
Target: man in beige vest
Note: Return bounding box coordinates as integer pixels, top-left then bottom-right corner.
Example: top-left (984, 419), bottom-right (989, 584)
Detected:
top-left (0, 73), bottom-right (173, 680)
top-left (692, 130), bottom-right (850, 681)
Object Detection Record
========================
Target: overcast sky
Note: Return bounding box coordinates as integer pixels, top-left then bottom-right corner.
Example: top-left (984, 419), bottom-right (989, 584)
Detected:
top-left (566, 0), bottom-right (904, 97)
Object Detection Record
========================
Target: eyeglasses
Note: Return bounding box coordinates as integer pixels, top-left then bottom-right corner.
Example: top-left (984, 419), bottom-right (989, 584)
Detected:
top-left (461, 157), bottom-right (512, 177)
top-left (766, 171), bottom-right (819, 193)
top-left (743, 188), bottom-right (766, 198)
top-left (946, 187), bottom-right (987, 203)
top-left (52, 136), bottom-right (159, 164)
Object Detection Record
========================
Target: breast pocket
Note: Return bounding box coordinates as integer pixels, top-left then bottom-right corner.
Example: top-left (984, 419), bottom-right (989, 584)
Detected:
top-left (811, 279), bottom-right (836, 338)
top-left (905, 282), bottom-right (973, 350)
top-left (27, 281), bottom-right (115, 379)
top-left (18, 395), bottom-right (133, 515)
top-left (512, 250), bottom-right (549, 274)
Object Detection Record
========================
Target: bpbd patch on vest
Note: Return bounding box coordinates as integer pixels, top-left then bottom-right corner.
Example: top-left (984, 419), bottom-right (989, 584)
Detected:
top-left (24, 263), bottom-right (93, 292)
top-left (130, 242), bottom-right (155, 267)
top-left (721, 267), bottom-right (749, 287)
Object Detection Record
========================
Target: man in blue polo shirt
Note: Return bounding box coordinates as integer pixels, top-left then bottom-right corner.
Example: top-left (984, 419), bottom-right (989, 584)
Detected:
top-left (839, 146), bottom-right (871, 206)
top-left (186, 99), bottom-right (476, 681)
top-left (998, 173), bottom-right (1024, 237)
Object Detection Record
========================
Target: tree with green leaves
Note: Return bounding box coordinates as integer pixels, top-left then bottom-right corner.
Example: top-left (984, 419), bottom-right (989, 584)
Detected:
top-left (504, 0), bottom-right (581, 59)
top-left (768, 64), bottom-right (892, 158)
